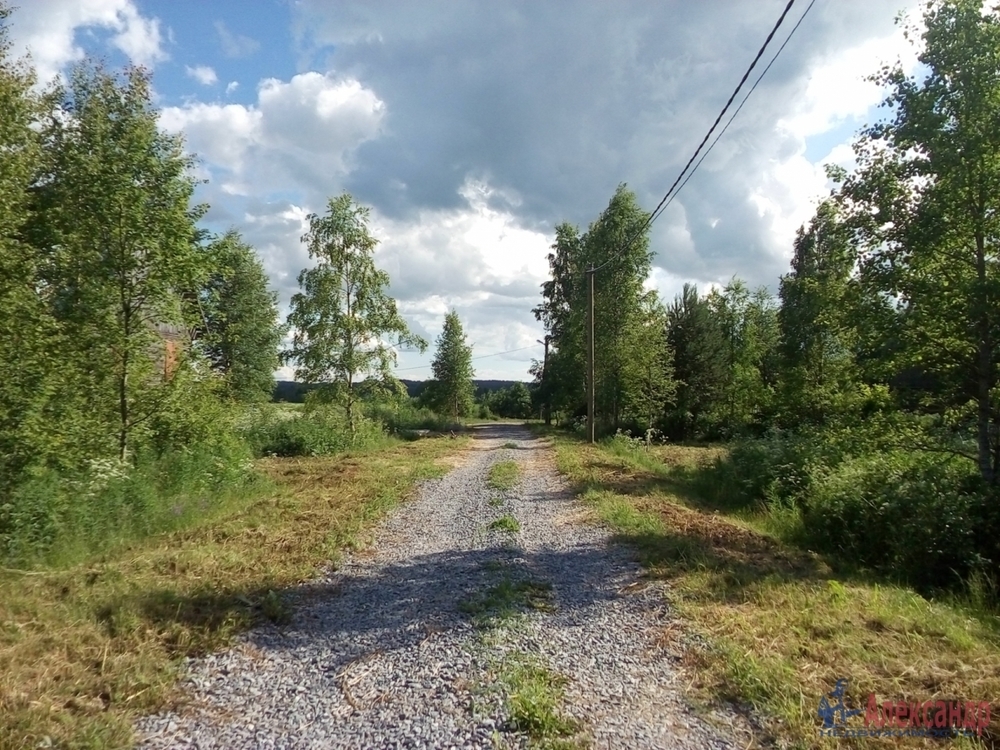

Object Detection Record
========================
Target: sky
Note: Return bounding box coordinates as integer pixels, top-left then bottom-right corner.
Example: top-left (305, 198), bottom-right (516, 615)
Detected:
top-left (6, 0), bottom-right (924, 381)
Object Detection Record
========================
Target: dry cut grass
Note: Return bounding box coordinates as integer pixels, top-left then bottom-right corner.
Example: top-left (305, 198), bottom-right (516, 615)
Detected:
top-left (547, 431), bottom-right (1000, 750)
top-left (0, 435), bottom-right (467, 750)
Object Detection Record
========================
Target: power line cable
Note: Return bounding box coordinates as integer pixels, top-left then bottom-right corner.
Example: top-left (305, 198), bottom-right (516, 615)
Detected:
top-left (647, 0), bottom-right (819, 228)
top-left (392, 343), bottom-right (542, 372)
top-left (590, 0), bottom-right (803, 275)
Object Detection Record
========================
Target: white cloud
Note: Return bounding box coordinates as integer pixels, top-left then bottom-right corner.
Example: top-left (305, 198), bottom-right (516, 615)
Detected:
top-left (161, 72), bottom-right (385, 198)
top-left (215, 20), bottom-right (260, 58)
top-left (286, 0), bottom-right (929, 303)
top-left (257, 73), bottom-right (384, 155)
top-left (6, 0), bottom-right (167, 83)
top-left (226, 81), bottom-right (239, 95)
top-left (374, 177), bottom-right (551, 302)
top-left (160, 102), bottom-right (261, 173)
top-left (751, 23), bottom-right (924, 271)
top-left (109, 2), bottom-right (166, 67)
top-left (185, 64), bottom-right (218, 86)
top-left (777, 26), bottom-right (921, 140)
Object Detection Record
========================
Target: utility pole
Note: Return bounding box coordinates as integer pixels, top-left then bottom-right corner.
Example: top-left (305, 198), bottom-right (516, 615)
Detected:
top-left (536, 335), bottom-right (551, 425)
top-left (586, 266), bottom-right (595, 444)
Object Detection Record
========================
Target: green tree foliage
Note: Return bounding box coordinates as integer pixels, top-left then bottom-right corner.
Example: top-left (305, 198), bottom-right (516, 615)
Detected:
top-left (776, 200), bottom-right (861, 425)
top-left (666, 284), bottom-right (728, 439)
top-left (534, 186), bottom-right (666, 432)
top-left (426, 309), bottom-right (475, 418)
top-left (0, 5), bottom-right (64, 487)
top-left (533, 223), bottom-right (586, 419)
top-left (198, 230), bottom-right (284, 403)
top-left (286, 193), bottom-right (426, 438)
top-left (837, 0), bottom-right (1000, 482)
top-left (705, 279), bottom-right (779, 436)
top-left (31, 63), bottom-right (203, 461)
top-left (621, 294), bottom-right (674, 432)
top-left (585, 186), bottom-right (656, 431)
top-left (484, 382), bottom-right (534, 419)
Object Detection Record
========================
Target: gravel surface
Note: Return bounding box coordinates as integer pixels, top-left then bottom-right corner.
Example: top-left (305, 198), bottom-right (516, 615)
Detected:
top-left (135, 424), bottom-right (739, 749)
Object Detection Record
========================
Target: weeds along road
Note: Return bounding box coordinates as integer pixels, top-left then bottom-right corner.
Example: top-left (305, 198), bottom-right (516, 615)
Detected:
top-left (135, 424), bottom-right (738, 749)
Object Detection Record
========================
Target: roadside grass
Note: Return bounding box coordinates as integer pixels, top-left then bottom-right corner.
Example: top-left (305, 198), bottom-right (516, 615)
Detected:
top-left (503, 442), bottom-right (519, 449)
top-left (0, 435), bottom-right (466, 750)
top-left (489, 514), bottom-right (521, 534)
top-left (540, 428), bottom-right (1000, 749)
top-left (487, 461), bottom-right (520, 491)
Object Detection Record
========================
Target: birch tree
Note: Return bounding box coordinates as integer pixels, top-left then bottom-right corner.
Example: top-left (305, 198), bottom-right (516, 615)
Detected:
top-left (286, 193), bottom-right (426, 437)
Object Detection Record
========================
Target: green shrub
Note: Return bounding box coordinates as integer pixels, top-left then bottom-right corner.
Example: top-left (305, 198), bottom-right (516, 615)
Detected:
top-left (239, 404), bottom-right (385, 457)
top-left (721, 420), bottom-right (998, 592)
top-left (365, 400), bottom-right (456, 433)
top-left (0, 373), bottom-right (265, 565)
top-left (727, 430), bottom-right (822, 509)
top-left (802, 450), bottom-right (986, 592)
top-left (727, 421), bottom-right (901, 510)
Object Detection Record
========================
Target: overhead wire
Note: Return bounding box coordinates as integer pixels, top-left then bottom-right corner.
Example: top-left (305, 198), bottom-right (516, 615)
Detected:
top-left (590, 0), bottom-right (809, 275)
top-left (647, 0), bottom-right (820, 228)
top-left (392, 1), bottom-right (818, 379)
top-left (392, 343), bottom-right (541, 372)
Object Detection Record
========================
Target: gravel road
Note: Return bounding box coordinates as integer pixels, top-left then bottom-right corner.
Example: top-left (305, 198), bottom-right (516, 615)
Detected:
top-left (135, 424), bottom-right (739, 749)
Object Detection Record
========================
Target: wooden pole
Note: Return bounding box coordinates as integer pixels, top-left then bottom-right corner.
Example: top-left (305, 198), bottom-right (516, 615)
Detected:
top-left (586, 267), bottom-right (595, 444)
top-left (542, 335), bottom-right (551, 425)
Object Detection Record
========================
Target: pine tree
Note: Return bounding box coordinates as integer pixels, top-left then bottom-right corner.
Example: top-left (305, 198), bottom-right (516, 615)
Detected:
top-left (428, 310), bottom-right (475, 418)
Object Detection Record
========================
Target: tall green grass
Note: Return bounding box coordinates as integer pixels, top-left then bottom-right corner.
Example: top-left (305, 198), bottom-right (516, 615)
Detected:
top-left (364, 400), bottom-right (460, 433)
top-left (0, 440), bottom-right (263, 567)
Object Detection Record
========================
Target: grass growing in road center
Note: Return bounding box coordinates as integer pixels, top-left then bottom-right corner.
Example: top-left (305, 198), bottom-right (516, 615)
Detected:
top-left (489, 514), bottom-right (521, 534)
top-left (461, 573), bottom-right (581, 748)
top-left (459, 577), bottom-right (554, 623)
top-left (487, 460), bottom-right (520, 491)
top-left (499, 656), bottom-right (583, 748)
